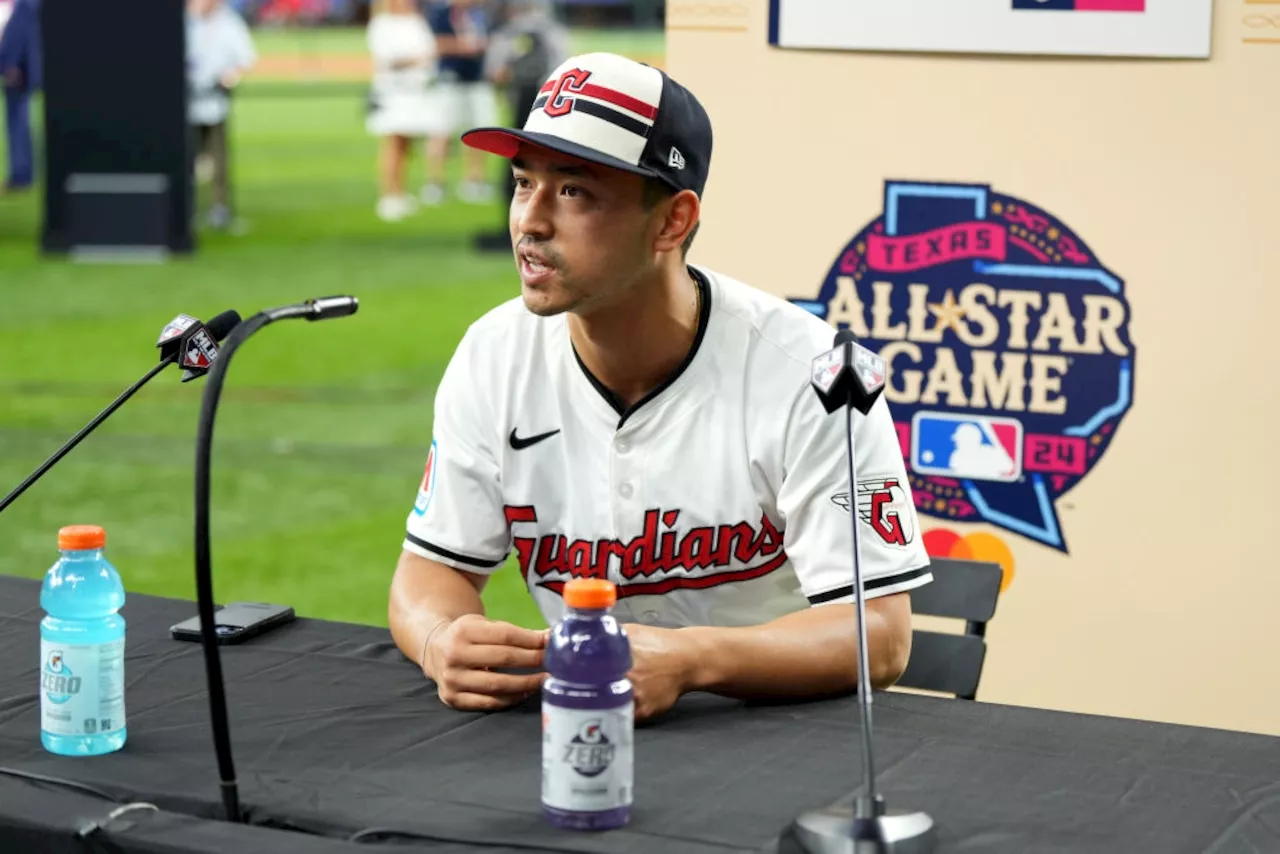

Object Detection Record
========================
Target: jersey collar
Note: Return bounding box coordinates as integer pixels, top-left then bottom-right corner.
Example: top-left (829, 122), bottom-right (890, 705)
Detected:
top-left (570, 266), bottom-right (714, 430)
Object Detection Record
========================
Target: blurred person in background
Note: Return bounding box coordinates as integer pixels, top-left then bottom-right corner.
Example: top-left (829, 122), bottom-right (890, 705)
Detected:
top-left (366, 0), bottom-right (437, 222)
top-left (471, 0), bottom-right (567, 251)
top-left (187, 0), bottom-right (257, 230)
top-left (485, 1), bottom-right (567, 204)
top-left (420, 0), bottom-right (497, 205)
top-left (0, 0), bottom-right (40, 195)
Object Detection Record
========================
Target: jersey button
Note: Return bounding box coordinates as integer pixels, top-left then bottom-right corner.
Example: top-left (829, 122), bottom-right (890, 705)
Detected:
top-left (616, 439), bottom-right (631, 454)
top-left (618, 482), bottom-right (634, 499)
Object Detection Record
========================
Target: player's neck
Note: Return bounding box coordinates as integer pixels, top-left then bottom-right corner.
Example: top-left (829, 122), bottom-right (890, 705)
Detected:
top-left (569, 265), bottom-right (701, 411)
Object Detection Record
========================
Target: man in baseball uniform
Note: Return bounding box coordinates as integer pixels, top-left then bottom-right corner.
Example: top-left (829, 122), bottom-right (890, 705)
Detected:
top-left (388, 52), bottom-right (933, 721)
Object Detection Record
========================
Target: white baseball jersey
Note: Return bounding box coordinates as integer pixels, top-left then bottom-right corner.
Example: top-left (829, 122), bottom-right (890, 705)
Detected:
top-left (404, 266), bottom-right (933, 629)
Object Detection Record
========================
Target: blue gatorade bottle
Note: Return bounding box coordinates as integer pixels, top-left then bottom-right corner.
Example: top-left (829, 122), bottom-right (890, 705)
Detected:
top-left (40, 525), bottom-right (127, 756)
top-left (541, 578), bottom-right (633, 830)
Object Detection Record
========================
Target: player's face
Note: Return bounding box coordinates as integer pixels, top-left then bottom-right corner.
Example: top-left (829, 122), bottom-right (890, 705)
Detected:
top-left (509, 147), bottom-right (658, 318)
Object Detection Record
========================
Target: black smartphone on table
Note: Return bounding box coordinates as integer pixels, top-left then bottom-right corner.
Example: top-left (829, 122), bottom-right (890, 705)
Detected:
top-left (170, 602), bottom-right (295, 645)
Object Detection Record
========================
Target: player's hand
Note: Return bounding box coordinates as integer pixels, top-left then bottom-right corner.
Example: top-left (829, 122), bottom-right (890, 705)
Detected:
top-left (2, 67), bottom-right (22, 89)
top-left (426, 614), bottom-right (548, 712)
top-left (621, 623), bottom-right (695, 723)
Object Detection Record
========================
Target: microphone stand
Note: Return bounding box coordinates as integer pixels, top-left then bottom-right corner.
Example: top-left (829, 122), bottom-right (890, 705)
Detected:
top-left (843, 404), bottom-right (882, 828)
top-left (0, 357), bottom-right (174, 515)
top-left (780, 335), bottom-right (936, 854)
top-left (1, 309), bottom-right (242, 517)
top-left (192, 297), bottom-right (358, 823)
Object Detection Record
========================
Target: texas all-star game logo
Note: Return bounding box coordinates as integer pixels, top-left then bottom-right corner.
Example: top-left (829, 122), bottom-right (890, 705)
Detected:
top-left (789, 180), bottom-right (1135, 553)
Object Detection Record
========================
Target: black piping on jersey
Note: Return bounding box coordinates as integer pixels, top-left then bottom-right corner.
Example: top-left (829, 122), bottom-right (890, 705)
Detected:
top-left (571, 267), bottom-right (713, 430)
top-left (807, 566), bottom-right (931, 605)
top-left (405, 532), bottom-right (504, 569)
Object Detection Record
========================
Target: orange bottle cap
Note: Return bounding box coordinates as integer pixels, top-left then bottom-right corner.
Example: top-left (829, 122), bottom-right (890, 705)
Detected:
top-left (564, 578), bottom-right (616, 609)
top-left (58, 525), bottom-right (106, 551)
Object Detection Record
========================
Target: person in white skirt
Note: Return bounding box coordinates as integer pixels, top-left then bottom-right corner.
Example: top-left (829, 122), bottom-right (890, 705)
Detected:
top-left (366, 0), bottom-right (437, 221)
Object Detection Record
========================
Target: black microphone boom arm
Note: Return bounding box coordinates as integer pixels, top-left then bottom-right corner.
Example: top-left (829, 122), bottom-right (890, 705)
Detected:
top-left (0, 310), bottom-right (242, 517)
top-left (192, 296), bottom-right (358, 823)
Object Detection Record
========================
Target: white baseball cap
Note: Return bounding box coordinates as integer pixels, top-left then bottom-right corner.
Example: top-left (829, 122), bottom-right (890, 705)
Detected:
top-left (462, 52), bottom-right (713, 197)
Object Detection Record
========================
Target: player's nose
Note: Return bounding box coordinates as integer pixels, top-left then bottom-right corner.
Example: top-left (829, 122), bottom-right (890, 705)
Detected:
top-left (513, 187), bottom-right (554, 241)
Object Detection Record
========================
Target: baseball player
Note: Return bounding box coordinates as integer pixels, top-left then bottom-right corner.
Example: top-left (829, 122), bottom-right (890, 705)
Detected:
top-left (388, 52), bottom-right (933, 721)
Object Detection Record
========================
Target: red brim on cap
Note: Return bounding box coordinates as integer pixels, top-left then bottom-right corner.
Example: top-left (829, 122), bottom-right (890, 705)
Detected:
top-left (461, 127), bottom-right (661, 182)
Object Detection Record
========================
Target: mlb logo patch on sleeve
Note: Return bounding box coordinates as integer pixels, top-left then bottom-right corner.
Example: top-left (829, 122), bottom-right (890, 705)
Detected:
top-left (911, 412), bottom-right (1023, 483)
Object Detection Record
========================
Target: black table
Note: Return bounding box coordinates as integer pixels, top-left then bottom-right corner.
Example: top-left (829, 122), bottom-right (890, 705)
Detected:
top-left (2, 575), bottom-right (1278, 854)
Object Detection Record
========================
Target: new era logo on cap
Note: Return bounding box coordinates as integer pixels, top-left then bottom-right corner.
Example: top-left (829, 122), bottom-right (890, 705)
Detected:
top-left (460, 52), bottom-right (712, 198)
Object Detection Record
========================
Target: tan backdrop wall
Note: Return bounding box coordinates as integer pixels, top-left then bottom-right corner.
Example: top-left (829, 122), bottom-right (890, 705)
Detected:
top-left (667, 0), bottom-right (1279, 736)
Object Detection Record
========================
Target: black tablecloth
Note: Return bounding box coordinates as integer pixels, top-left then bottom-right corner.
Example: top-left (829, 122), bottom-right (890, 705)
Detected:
top-left (2, 574), bottom-right (1278, 854)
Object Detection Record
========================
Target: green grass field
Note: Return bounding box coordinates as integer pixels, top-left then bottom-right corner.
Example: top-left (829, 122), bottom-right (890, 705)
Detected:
top-left (248, 24), bottom-right (664, 63)
top-left (0, 26), bottom-right (663, 632)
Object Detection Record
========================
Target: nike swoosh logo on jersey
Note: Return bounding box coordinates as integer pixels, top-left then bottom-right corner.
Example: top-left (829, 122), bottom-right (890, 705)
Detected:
top-left (509, 428), bottom-right (560, 450)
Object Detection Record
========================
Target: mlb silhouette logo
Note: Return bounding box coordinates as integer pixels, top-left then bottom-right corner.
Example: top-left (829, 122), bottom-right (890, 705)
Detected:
top-left (1012, 0), bottom-right (1074, 8)
top-left (910, 412), bottom-right (1024, 483)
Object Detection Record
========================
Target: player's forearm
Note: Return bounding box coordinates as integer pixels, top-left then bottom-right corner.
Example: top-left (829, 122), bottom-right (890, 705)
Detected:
top-left (388, 552), bottom-right (486, 676)
top-left (679, 601), bottom-right (911, 699)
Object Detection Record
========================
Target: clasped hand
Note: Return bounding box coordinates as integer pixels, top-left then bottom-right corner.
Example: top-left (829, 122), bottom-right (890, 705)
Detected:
top-left (424, 617), bottom-right (694, 722)
top-left (424, 614), bottom-right (547, 712)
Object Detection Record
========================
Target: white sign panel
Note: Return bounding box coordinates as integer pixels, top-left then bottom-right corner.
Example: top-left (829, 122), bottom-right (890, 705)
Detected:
top-left (768, 0), bottom-right (1215, 59)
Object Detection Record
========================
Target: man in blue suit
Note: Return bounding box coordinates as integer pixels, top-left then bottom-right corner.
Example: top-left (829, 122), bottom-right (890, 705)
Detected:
top-left (0, 0), bottom-right (42, 193)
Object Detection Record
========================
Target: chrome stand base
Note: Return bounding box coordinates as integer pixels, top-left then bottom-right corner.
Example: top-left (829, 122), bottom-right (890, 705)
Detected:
top-left (777, 801), bottom-right (937, 854)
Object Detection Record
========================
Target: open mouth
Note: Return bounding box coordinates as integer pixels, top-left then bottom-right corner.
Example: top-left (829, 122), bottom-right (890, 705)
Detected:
top-left (518, 248), bottom-right (556, 283)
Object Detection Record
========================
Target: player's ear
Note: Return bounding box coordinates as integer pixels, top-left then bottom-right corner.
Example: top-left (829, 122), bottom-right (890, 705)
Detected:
top-left (652, 189), bottom-right (700, 256)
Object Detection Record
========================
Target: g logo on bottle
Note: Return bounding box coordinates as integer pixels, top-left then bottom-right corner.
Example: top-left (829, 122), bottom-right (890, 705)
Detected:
top-left (564, 719), bottom-right (616, 778)
top-left (43, 649), bottom-right (82, 705)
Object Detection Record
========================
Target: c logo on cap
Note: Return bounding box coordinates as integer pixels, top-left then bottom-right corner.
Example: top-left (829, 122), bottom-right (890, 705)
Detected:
top-left (545, 68), bottom-right (592, 118)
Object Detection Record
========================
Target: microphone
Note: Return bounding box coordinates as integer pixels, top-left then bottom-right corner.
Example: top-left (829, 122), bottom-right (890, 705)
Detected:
top-left (779, 328), bottom-right (936, 854)
top-left (263, 295), bottom-right (360, 323)
top-left (191, 296), bottom-right (359, 823)
top-left (156, 311), bottom-right (242, 383)
top-left (0, 310), bottom-right (242, 516)
top-left (810, 328), bottom-right (888, 416)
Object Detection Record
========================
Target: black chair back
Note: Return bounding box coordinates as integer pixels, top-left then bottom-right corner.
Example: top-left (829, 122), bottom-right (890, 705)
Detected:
top-left (897, 557), bottom-right (1003, 700)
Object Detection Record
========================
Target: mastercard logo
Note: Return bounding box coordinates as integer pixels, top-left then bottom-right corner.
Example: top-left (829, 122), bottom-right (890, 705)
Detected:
top-left (923, 528), bottom-right (1016, 592)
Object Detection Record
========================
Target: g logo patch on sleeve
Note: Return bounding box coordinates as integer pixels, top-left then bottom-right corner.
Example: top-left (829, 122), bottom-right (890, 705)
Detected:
top-left (831, 478), bottom-right (917, 547)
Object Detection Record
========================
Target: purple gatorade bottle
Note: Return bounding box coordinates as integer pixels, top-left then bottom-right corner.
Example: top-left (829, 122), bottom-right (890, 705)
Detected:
top-left (541, 578), bottom-right (634, 831)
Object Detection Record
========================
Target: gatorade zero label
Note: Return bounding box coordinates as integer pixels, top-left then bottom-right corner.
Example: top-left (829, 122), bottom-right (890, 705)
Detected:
top-left (542, 704), bottom-right (634, 811)
top-left (40, 640), bottom-right (125, 736)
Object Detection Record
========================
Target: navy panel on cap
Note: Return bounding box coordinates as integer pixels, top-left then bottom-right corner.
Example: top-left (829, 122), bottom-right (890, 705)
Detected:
top-left (638, 69), bottom-right (713, 198)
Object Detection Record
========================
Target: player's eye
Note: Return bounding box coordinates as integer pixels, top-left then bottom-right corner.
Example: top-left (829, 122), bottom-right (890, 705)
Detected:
top-left (561, 184), bottom-right (585, 199)
top-left (514, 175), bottom-right (531, 190)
